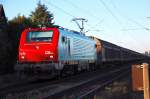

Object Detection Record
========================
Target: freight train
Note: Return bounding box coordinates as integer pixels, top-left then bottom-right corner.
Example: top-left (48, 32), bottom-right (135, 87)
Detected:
top-left (15, 27), bottom-right (148, 76)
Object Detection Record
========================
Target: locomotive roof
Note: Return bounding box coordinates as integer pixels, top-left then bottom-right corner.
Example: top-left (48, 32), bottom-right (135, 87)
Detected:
top-left (59, 27), bottom-right (83, 35)
top-left (26, 27), bottom-right (94, 42)
top-left (59, 27), bottom-right (92, 40)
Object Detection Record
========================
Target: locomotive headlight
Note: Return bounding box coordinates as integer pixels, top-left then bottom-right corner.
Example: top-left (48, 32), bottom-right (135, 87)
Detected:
top-left (20, 52), bottom-right (26, 60)
top-left (21, 56), bottom-right (25, 59)
top-left (50, 55), bottom-right (53, 58)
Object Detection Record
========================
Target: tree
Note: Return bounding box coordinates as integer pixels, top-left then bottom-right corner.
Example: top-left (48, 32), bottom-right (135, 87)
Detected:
top-left (7, 15), bottom-right (35, 66)
top-left (30, 1), bottom-right (54, 27)
top-left (8, 15), bottom-right (34, 45)
top-left (0, 4), bottom-right (7, 28)
top-left (0, 4), bottom-right (14, 72)
top-left (0, 17), bottom-right (7, 26)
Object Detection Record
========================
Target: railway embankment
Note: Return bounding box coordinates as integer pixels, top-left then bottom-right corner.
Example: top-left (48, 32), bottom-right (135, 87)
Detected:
top-left (0, 64), bottom-right (148, 99)
top-left (95, 73), bottom-right (144, 99)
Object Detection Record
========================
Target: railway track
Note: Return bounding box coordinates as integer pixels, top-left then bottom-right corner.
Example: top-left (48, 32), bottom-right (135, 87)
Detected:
top-left (47, 66), bottom-right (130, 99)
top-left (0, 64), bottom-right (131, 99)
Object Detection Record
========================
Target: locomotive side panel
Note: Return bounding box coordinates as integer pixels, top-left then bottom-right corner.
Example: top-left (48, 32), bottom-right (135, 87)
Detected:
top-left (58, 29), bottom-right (97, 65)
top-left (58, 29), bottom-right (73, 62)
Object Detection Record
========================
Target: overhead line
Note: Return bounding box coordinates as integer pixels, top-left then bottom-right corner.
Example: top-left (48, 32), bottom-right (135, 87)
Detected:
top-left (97, 0), bottom-right (141, 52)
top-left (98, 0), bottom-right (123, 27)
top-left (62, 0), bottom-right (105, 30)
top-left (121, 28), bottom-right (146, 31)
top-left (43, 0), bottom-right (75, 18)
top-left (110, 0), bottom-right (148, 50)
top-left (111, 0), bottom-right (150, 31)
top-left (62, 0), bottom-right (100, 20)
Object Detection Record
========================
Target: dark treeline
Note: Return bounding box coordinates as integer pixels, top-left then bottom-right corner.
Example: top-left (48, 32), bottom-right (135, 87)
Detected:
top-left (0, 2), bottom-right (55, 73)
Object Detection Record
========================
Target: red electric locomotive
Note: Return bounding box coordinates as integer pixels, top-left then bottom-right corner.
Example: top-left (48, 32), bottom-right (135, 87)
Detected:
top-left (15, 27), bottom-right (97, 75)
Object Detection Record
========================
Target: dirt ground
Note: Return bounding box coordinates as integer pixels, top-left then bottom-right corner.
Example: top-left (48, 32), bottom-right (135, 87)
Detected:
top-left (94, 75), bottom-right (144, 99)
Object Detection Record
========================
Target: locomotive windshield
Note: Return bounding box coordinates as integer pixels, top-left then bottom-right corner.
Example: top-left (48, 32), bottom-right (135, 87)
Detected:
top-left (26, 31), bottom-right (53, 42)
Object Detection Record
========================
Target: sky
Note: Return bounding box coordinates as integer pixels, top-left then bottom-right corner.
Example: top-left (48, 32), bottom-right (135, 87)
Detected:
top-left (1, 0), bottom-right (150, 53)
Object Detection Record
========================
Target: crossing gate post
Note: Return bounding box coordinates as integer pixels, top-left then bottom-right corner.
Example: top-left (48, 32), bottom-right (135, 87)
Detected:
top-left (132, 63), bottom-right (149, 99)
top-left (142, 63), bottom-right (149, 99)
top-left (132, 64), bottom-right (143, 91)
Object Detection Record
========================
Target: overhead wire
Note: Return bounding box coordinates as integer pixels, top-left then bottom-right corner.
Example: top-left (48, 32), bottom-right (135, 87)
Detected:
top-left (97, 0), bottom-right (124, 28)
top-left (110, 0), bottom-right (147, 52)
top-left (97, 0), bottom-right (142, 52)
top-left (61, 0), bottom-right (105, 32)
top-left (111, 0), bottom-right (150, 31)
top-left (96, 0), bottom-right (126, 46)
top-left (121, 28), bottom-right (146, 31)
top-left (61, 0), bottom-right (100, 20)
top-left (38, 0), bottom-right (139, 52)
top-left (43, 0), bottom-right (76, 18)
top-left (36, 0), bottom-right (147, 52)
top-left (109, 0), bottom-right (140, 50)
top-left (43, 0), bottom-right (106, 34)
top-left (97, 0), bottom-right (131, 46)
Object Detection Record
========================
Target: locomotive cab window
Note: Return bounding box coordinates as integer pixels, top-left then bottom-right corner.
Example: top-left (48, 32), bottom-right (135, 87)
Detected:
top-left (62, 36), bottom-right (65, 42)
top-left (26, 31), bottom-right (53, 42)
top-left (62, 36), bottom-right (67, 44)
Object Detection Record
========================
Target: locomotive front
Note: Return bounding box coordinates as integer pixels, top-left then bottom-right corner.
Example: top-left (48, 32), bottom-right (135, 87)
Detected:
top-left (15, 27), bottom-right (60, 73)
top-left (19, 27), bottom-right (59, 63)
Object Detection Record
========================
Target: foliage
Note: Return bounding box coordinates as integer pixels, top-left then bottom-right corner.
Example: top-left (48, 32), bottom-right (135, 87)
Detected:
top-left (9, 15), bottom-right (32, 26)
top-left (0, 17), bottom-right (13, 73)
top-left (8, 15), bottom-right (34, 46)
top-left (30, 1), bottom-right (54, 27)
top-left (0, 2), bottom-right (55, 73)
top-left (5, 15), bottom-right (35, 69)
top-left (0, 17), bottom-right (7, 25)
